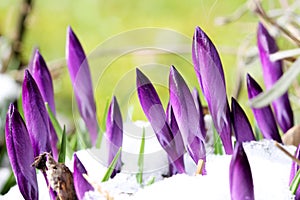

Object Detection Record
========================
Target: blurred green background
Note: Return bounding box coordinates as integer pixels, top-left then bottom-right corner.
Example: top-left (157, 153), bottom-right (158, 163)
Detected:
top-left (0, 0), bottom-right (263, 124)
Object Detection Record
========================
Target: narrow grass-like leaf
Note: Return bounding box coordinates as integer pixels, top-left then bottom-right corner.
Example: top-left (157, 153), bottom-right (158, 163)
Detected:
top-left (0, 170), bottom-right (16, 195)
top-left (146, 177), bottom-right (155, 186)
top-left (58, 126), bottom-right (66, 163)
top-left (213, 126), bottom-right (223, 155)
top-left (46, 103), bottom-right (73, 158)
top-left (76, 130), bottom-right (89, 150)
top-left (101, 147), bottom-right (122, 182)
top-left (290, 169), bottom-right (300, 194)
top-left (69, 133), bottom-right (77, 152)
top-left (136, 128), bottom-right (145, 185)
top-left (96, 98), bottom-right (110, 148)
top-left (46, 103), bottom-right (62, 138)
top-left (250, 58), bottom-right (300, 108)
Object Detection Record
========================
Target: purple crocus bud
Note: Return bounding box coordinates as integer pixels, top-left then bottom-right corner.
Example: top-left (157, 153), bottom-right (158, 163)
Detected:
top-left (166, 102), bottom-right (185, 175)
top-left (29, 49), bottom-right (58, 159)
top-left (136, 68), bottom-right (185, 173)
top-left (5, 104), bottom-right (38, 200)
top-left (192, 88), bottom-right (206, 139)
top-left (29, 49), bottom-right (56, 115)
top-left (106, 96), bottom-right (123, 178)
top-left (22, 69), bottom-right (51, 156)
top-left (257, 23), bottom-right (293, 133)
top-left (66, 26), bottom-right (98, 145)
top-left (290, 144), bottom-right (300, 199)
top-left (229, 142), bottom-right (254, 200)
top-left (231, 97), bottom-right (256, 142)
top-left (73, 154), bottom-right (93, 199)
top-left (169, 66), bottom-right (206, 167)
top-left (246, 74), bottom-right (282, 143)
top-left (192, 26), bottom-right (233, 154)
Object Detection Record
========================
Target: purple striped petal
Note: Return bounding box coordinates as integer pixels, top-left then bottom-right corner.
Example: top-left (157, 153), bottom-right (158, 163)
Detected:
top-left (73, 154), bottom-right (93, 199)
top-left (106, 96), bottom-right (123, 178)
top-left (290, 144), bottom-right (300, 199)
top-left (169, 66), bottom-right (206, 166)
top-left (246, 74), bottom-right (282, 143)
top-left (22, 70), bottom-right (51, 156)
top-left (192, 26), bottom-right (233, 154)
top-left (230, 142), bottom-right (254, 200)
top-left (66, 26), bottom-right (98, 145)
top-left (192, 88), bottom-right (206, 139)
top-left (166, 102), bottom-right (185, 175)
top-left (231, 97), bottom-right (256, 142)
top-left (5, 104), bottom-right (38, 200)
top-left (29, 49), bottom-right (56, 115)
top-left (257, 23), bottom-right (293, 133)
top-left (136, 68), bottom-right (185, 173)
top-left (29, 49), bottom-right (58, 159)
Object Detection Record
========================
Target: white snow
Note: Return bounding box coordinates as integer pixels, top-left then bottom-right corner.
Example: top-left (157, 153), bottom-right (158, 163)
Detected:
top-left (1, 121), bottom-right (297, 200)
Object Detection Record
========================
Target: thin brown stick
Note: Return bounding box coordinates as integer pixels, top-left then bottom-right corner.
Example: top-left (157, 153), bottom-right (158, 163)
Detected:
top-left (195, 159), bottom-right (205, 175)
top-left (275, 142), bottom-right (300, 166)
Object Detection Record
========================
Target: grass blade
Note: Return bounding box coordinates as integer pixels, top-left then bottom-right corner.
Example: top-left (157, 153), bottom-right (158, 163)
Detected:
top-left (213, 126), bottom-right (223, 155)
top-left (58, 125), bottom-right (67, 163)
top-left (101, 147), bottom-right (122, 182)
top-left (136, 128), bottom-right (145, 185)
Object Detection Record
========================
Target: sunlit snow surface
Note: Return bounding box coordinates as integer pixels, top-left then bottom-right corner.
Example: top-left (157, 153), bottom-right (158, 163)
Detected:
top-left (1, 139), bottom-right (296, 199)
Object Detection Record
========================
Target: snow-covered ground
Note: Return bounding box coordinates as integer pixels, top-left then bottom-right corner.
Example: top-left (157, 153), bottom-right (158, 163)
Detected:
top-left (1, 139), bottom-right (296, 200)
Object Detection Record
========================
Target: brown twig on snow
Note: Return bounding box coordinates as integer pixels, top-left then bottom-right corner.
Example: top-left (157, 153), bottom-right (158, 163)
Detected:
top-left (275, 142), bottom-right (300, 166)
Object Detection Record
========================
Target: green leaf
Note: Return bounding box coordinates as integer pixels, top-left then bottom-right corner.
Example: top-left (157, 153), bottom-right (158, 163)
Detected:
top-left (290, 169), bottom-right (300, 194)
top-left (101, 147), bottom-right (122, 182)
top-left (58, 125), bottom-right (67, 163)
top-left (45, 103), bottom-right (72, 158)
top-left (136, 128), bottom-right (145, 185)
top-left (249, 57), bottom-right (300, 108)
top-left (97, 98), bottom-right (111, 148)
top-left (213, 126), bottom-right (223, 155)
top-left (0, 170), bottom-right (16, 195)
top-left (146, 177), bottom-right (155, 186)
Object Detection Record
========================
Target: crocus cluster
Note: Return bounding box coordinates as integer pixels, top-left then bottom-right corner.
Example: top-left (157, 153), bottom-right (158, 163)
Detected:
top-left (3, 21), bottom-right (297, 200)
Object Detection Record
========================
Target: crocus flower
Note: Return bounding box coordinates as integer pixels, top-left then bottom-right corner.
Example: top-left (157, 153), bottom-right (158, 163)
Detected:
top-left (22, 69), bottom-right (51, 156)
top-left (106, 96), bottom-right (123, 178)
top-left (66, 26), bottom-right (98, 145)
top-left (169, 66), bottom-right (206, 167)
top-left (29, 49), bottom-right (58, 159)
top-left (231, 97), bottom-right (256, 142)
top-left (229, 142), bottom-right (254, 200)
top-left (257, 23), bottom-right (293, 133)
top-left (246, 74), bottom-right (282, 143)
top-left (290, 144), bottom-right (300, 199)
top-left (192, 88), bottom-right (206, 139)
top-left (5, 104), bottom-right (38, 200)
top-left (73, 154), bottom-right (93, 199)
top-left (166, 102), bottom-right (185, 175)
top-left (192, 26), bottom-right (233, 154)
top-left (29, 49), bottom-right (56, 115)
top-left (136, 68), bottom-right (185, 173)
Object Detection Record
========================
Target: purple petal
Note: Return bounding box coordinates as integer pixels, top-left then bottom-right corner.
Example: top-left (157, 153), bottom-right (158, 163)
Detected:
top-left (66, 26), bottom-right (98, 145)
top-left (22, 70), bottom-right (51, 156)
top-left (136, 68), bottom-right (185, 173)
top-left (192, 88), bottom-right (206, 139)
top-left (290, 144), bottom-right (300, 199)
top-left (169, 66), bottom-right (206, 166)
top-left (73, 154), bottom-right (93, 199)
top-left (5, 104), bottom-right (38, 200)
top-left (230, 142), bottom-right (254, 200)
top-left (231, 97), bottom-right (256, 142)
top-left (106, 96), bottom-right (123, 178)
top-left (28, 50), bottom-right (59, 159)
top-left (257, 23), bottom-right (293, 133)
top-left (29, 49), bottom-right (56, 115)
top-left (166, 102), bottom-right (185, 175)
top-left (192, 26), bottom-right (233, 154)
top-left (246, 74), bottom-right (282, 143)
